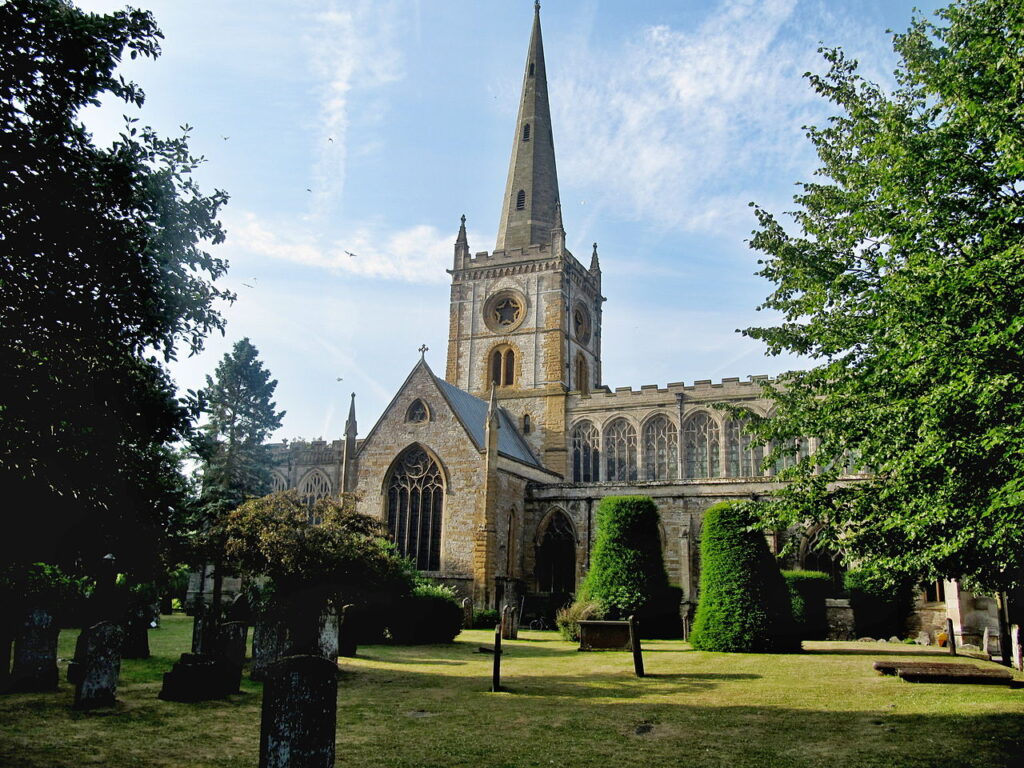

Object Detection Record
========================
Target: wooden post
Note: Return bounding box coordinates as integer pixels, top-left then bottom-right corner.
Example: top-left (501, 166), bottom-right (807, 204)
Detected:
top-left (945, 617), bottom-right (958, 656)
top-left (491, 625), bottom-right (502, 692)
top-left (628, 615), bottom-right (645, 678)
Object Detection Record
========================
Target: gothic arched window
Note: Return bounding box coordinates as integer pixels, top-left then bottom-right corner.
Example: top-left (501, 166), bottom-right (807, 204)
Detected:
top-left (298, 469), bottom-right (331, 504)
top-left (490, 345), bottom-right (516, 388)
top-left (571, 420), bottom-right (600, 482)
top-left (604, 418), bottom-right (638, 482)
top-left (575, 353), bottom-right (589, 394)
top-left (386, 445), bottom-right (444, 571)
top-left (522, 123), bottom-right (531, 141)
top-left (642, 415), bottom-right (678, 481)
top-left (683, 412), bottom-right (720, 478)
top-left (535, 510), bottom-right (575, 594)
top-left (725, 417), bottom-right (762, 477)
top-left (271, 471), bottom-right (289, 492)
top-left (515, 189), bottom-right (526, 211)
top-left (405, 398), bottom-right (429, 423)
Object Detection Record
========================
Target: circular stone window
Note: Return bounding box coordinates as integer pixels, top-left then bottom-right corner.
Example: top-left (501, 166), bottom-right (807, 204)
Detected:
top-left (483, 290), bottom-right (527, 333)
top-left (573, 303), bottom-right (591, 344)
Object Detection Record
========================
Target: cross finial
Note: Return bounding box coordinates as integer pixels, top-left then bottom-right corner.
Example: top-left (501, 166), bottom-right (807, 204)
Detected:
top-left (535, 1), bottom-right (540, 11)
top-left (418, 344), bottom-right (429, 360)
top-left (460, 214), bottom-right (466, 226)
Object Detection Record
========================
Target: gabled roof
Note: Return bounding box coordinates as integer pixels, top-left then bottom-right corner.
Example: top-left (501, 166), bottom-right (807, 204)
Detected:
top-left (432, 374), bottom-right (543, 469)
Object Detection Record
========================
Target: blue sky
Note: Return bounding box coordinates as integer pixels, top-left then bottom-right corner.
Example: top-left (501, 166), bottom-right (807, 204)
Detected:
top-left (77, 0), bottom-right (929, 442)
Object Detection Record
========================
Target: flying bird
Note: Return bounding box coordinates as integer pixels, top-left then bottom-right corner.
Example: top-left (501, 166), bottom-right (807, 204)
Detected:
top-left (328, 137), bottom-right (334, 143)
top-left (345, 250), bottom-right (358, 258)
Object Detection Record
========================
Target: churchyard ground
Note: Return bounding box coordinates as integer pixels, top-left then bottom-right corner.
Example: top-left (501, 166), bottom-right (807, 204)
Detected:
top-left (1, 614), bottom-right (1022, 768)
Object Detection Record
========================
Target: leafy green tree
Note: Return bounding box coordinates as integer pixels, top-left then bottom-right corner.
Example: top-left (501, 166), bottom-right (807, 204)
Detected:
top-left (0, 0), bottom-right (231, 581)
top-left (690, 502), bottom-right (797, 652)
top-left (743, 0), bottom-right (1024, 593)
top-left (577, 496), bottom-right (677, 632)
top-left (220, 491), bottom-right (415, 651)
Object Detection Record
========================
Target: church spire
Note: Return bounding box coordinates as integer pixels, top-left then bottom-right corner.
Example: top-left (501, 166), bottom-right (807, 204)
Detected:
top-left (494, 2), bottom-right (561, 252)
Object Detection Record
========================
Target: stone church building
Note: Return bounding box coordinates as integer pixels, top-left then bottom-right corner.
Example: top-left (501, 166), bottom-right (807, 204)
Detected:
top-left (266, 5), bottom-right (995, 644)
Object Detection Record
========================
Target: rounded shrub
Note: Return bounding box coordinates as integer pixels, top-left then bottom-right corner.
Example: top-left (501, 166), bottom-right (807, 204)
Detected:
top-left (690, 502), bottom-right (798, 652)
top-left (388, 583), bottom-right (463, 644)
top-left (555, 599), bottom-right (603, 641)
top-left (472, 608), bottom-right (500, 629)
top-left (782, 570), bottom-right (830, 640)
top-left (577, 496), bottom-right (681, 638)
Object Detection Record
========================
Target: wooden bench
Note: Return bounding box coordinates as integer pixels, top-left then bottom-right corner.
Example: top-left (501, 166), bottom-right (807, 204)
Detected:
top-left (873, 660), bottom-right (1014, 685)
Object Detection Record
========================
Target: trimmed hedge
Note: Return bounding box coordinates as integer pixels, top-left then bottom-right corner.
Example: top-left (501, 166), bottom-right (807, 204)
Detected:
top-left (578, 496), bottom-right (681, 638)
top-left (844, 570), bottom-right (913, 639)
top-left (389, 586), bottom-right (464, 644)
top-left (690, 502), bottom-right (798, 652)
top-left (782, 570), bottom-right (830, 640)
top-left (472, 609), bottom-right (500, 629)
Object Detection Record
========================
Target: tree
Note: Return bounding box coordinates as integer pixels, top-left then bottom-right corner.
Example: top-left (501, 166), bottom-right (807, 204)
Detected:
top-left (743, 0), bottom-right (1024, 594)
top-left (195, 338), bottom-right (284, 521)
top-left (191, 338), bottom-right (283, 624)
top-left (690, 502), bottom-right (797, 652)
top-left (577, 496), bottom-right (679, 635)
top-left (219, 491), bottom-right (415, 652)
top-left (0, 0), bottom-right (231, 580)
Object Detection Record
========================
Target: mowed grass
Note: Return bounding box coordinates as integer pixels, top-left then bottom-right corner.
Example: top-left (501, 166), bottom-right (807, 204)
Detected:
top-left (1, 615), bottom-right (1023, 768)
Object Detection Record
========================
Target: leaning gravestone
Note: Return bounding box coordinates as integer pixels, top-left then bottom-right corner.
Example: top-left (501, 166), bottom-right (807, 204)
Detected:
top-left (259, 655), bottom-right (337, 768)
top-left (462, 598), bottom-right (473, 631)
top-left (11, 607), bottom-right (59, 692)
top-left (337, 605), bottom-right (357, 658)
top-left (218, 621), bottom-right (248, 694)
top-left (317, 608), bottom-right (338, 662)
top-left (252, 616), bottom-right (289, 682)
top-left (72, 621), bottom-right (124, 709)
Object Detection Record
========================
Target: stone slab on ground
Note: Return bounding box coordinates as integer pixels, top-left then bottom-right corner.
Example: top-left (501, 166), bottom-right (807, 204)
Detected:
top-left (872, 659), bottom-right (1015, 685)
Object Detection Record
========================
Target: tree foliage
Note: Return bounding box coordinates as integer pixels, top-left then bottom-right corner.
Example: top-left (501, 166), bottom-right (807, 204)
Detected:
top-left (690, 502), bottom-right (797, 652)
top-left (743, 0), bottom-right (1024, 592)
top-left (0, 0), bottom-right (231, 577)
top-left (578, 496), bottom-right (672, 620)
top-left (194, 338), bottom-right (284, 527)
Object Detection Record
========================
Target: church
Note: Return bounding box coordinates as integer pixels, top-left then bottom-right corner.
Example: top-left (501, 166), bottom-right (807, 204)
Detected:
top-left (266, 5), bottom-right (995, 645)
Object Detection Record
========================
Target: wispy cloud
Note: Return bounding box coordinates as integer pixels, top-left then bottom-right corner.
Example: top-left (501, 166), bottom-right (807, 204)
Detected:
top-left (553, 0), bottom-right (897, 235)
top-left (304, 0), bottom-right (403, 222)
top-left (227, 210), bottom-right (462, 284)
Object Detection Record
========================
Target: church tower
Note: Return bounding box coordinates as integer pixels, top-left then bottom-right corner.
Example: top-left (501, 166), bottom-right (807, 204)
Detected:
top-left (445, 2), bottom-right (603, 476)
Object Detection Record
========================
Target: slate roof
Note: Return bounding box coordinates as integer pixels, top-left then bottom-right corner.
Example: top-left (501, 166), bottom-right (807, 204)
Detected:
top-left (432, 374), bottom-right (543, 469)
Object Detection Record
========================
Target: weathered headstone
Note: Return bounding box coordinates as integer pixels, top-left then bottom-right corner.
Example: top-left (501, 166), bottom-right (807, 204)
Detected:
top-left (11, 607), bottom-right (59, 692)
top-left (1011, 624), bottom-right (1023, 671)
top-left (337, 605), bottom-right (357, 658)
top-left (259, 655), bottom-right (338, 768)
top-left (317, 608), bottom-right (338, 662)
top-left (946, 618), bottom-right (958, 656)
top-left (915, 631), bottom-right (930, 646)
top-left (72, 621), bottom-right (124, 710)
top-left (191, 602), bottom-right (215, 656)
top-left (122, 601), bottom-right (152, 659)
top-left (982, 626), bottom-right (991, 658)
top-left (252, 615), bottom-right (290, 682)
top-left (218, 621), bottom-right (248, 694)
top-left (159, 653), bottom-right (229, 702)
top-left (462, 598), bottom-right (473, 631)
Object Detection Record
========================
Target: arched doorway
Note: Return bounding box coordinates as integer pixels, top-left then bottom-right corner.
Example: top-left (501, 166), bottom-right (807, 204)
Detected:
top-left (535, 510), bottom-right (576, 596)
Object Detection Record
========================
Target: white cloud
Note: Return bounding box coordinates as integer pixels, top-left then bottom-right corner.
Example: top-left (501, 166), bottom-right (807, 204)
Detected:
top-left (304, 0), bottom-right (404, 222)
top-left (226, 210), bottom-right (461, 284)
top-left (552, 0), bottom-right (897, 236)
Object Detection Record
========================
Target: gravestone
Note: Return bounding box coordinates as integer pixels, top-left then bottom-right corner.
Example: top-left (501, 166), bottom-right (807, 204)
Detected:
top-left (259, 655), bottom-right (337, 768)
top-left (219, 621), bottom-right (248, 694)
top-left (337, 605), bottom-right (357, 658)
top-left (462, 598), bottom-right (473, 631)
top-left (252, 615), bottom-right (289, 682)
top-left (122, 601), bottom-right (152, 659)
top-left (1011, 624), bottom-right (1022, 671)
top-left (159, 653), bottom-right (229, 702)
top-left (915, 631), bottom-right (930, 646)
top-left (500, 605), bottom-right (518, 640)
top-left (945, 618), bottom-right (958, 656)
top-left (317, 608), bottom-right (338, 662)
top-left (11, 607), bottom-right (59, 692)
top-left (577, 620), bottom-right (633, 651)
top-left (191, 602), bottom-right (216, 655)
top-left (72, 621), bottom-right (124, 709)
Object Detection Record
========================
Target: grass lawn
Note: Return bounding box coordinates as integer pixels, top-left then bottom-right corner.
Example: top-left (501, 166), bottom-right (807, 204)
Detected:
top-left (1, 614), bottom-right (1022, 768)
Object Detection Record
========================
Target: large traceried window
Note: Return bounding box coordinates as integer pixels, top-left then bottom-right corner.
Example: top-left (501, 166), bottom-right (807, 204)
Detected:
top-left (386, 445), bottom-right (444, 571)
top-left (771, 438), bottom-right (809, 475)
top-left (298, 469), bottom-right (332, 505)
top-left (725, 417), bottom-right (763, 477)
top-left (571, 420), bottom-right (600, 482)
top-left (642, 415), bottom-right (678, 481)
top-left (683, 412), bottom-right (720, 478)
top-left (604, 418), bottom-right (638, 482)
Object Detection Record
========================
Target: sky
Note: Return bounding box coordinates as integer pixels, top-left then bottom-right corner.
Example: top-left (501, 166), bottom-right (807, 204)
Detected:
top-left (76, 0), bottom-right (932, 443)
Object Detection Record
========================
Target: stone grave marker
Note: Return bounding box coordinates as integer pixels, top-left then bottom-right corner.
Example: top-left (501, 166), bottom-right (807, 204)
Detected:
top-left (11, 607), bottom-right (59, 692)
top-left (462, 598), bottom-right (473, 631)
top-left (219, 621), bottom-right (248, 694)
top-left (337, 605), bottom-right (357, 658)
top-left (72, 621), bottom-right (124, 709)
top-left (317, 608), bottom-right (338, 662)
top-left (259, 655), bottom-right (338, 768)
top-left (946, 618), bottom-right (958, 656)
top-left (1011, 624), bottom-right (1022, 671)
top-left (252, 615), bottom-right (289, 682)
